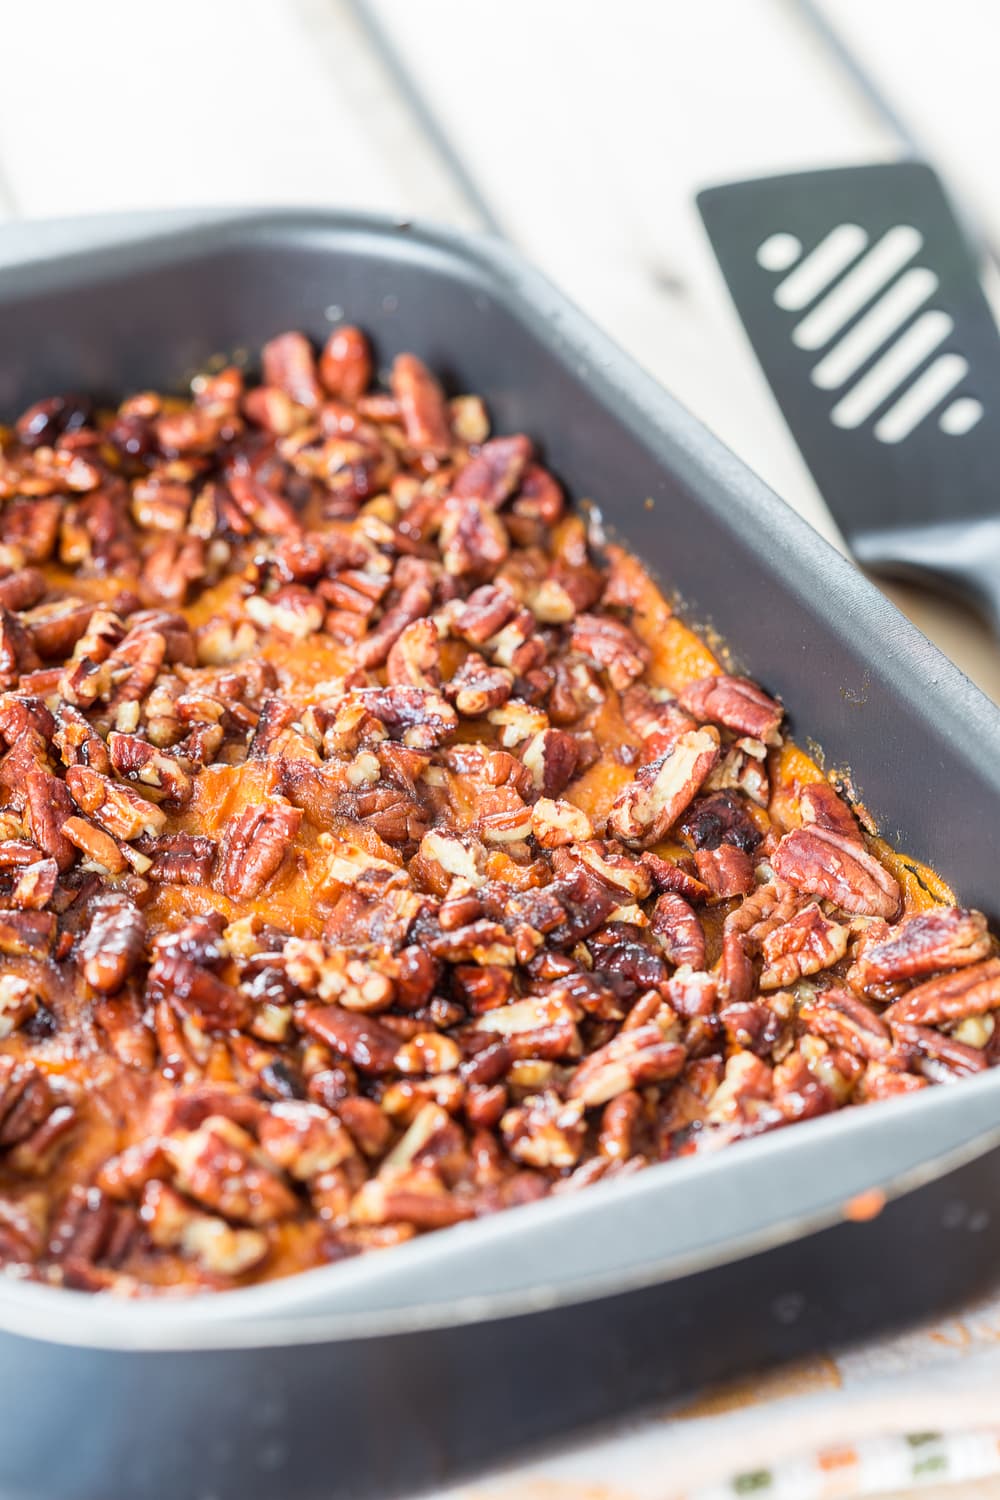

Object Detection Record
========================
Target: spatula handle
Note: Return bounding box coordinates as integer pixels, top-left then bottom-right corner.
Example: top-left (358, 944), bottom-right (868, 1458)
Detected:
top-left (853, 518), bottom-right (1000, 634)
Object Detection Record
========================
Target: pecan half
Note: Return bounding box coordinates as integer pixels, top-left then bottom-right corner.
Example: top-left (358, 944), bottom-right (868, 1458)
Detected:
top-left (65, 765), bottom-right (167, 842)
top-left (771, 826), bottom-right (901, 919)
top-left (391, 354), bottom-right (452, 455)
top-left (608, 728), bottom-right (719, 847)
top-left (141, 832), bottom-right (217, 886)
top-left (569, 614), bottom-right (649, 691)
top-left (849, 907), bottom-right (991, 995)
top-left (451, 435), bottom-right (532, 508)
top-left (650, 892), bottom-right (706, 969)
top-left (694, 844), bottom-right (755, 899)
top-left (319, 326), bottom-right (372, 402)
top-left (77, 893), bottom-right (147, 994)
top-left (798, 988), bottom-right (893, 1062)
top-left (679, 674), bottom-right (783, 745)
top-left (759, 904), bottom-right (850, 990)
top-left (163, 1115), bottom-right (298, 1225)
top-left (883, 958), bottom-right (1000, 1027)
top-left (567, 1025), bottom-right (686, 1106)
top-left (215, 802), bottom-right (302, 900)
top-left (799, 782), bottom-right (861, 843)
top-left (299, 1005), bottom-right (401, 1074)
top-left (150, 952), bottom-right (250, 1032)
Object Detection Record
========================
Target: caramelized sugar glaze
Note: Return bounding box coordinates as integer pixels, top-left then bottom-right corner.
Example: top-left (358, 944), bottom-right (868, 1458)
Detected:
top-left (0, 328), bottom-right (993, 1294)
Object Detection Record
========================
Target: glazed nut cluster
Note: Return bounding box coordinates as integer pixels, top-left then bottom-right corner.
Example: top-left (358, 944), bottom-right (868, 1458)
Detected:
top-left (0, 325), bottom-right (994, 1294)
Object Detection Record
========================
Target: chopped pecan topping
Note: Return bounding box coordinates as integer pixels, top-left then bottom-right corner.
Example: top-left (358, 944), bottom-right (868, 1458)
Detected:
top-left (0, 328), bottom-right (988, 1297)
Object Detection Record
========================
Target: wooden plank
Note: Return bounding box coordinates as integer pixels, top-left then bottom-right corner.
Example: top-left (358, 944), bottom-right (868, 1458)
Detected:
top-left (364, 0), bottom-right (1000, 702)
top-left (0, 0), bottom-right (471, 224)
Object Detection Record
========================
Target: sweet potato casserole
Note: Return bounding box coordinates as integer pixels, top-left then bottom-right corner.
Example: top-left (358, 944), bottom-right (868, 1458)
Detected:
top-left (0, 327), bottom-right (995, 1295)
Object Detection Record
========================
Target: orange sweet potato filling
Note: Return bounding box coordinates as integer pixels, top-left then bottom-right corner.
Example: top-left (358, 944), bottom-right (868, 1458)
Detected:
top-left (0, 330), bottom-right (987, 1297)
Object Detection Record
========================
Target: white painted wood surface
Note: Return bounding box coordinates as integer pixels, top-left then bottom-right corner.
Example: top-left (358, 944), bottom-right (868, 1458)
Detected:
top-left (0, 0), bottom-right (997, 700)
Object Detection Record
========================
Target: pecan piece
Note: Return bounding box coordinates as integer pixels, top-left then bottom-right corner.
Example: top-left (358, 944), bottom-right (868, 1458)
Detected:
top-left (353, 685), bottom-right (457, 749)
top-left (149, 952), bottom-right (250, 1032)
top-left (680, 792), bottom-right (762, 854)
top-left (0, 568), bottom-right (46, 612)
top-left (65, 765), bottom-right (167, 841)
top-left (0, 974), bottom-right (39, 1038)
top-left (0, 607), bottom-right (41, 687)
top-left (849, 907), bottom-right (991, 995)
top-left (759, 903), bottom-right (850, 990)
top-left (694, 844), bottom-right (755, 899)
top-left (354, 580), bottom-right (434, 669)
top-left (76, 893), bottom-right (146, 994)
top-left (62, 816), bottom-right (127, 875)
top-left (22, 761), bottom-right (78, 869)
top-left (608, 727), bottom-right (719, 847)
top-left (319, 325), bottom-right (372, 402)
top-left (258, 1101), bottom-right (356, 1179)
top-left (299, 1004), bottom-right (401, 1074)
top-left (140, 1180), bottom-right (269, 1276)
top-left (451, 583), bottom-right (518, 644)
top-left (800, 782), bottom-right (862, 843)
top-left (500, 1090), bottom-right (585, 1168)
top-left (387, 618), bottom-right (441, 689)
top-left (11, 858), bottom-right (58, 911)
top-left (141, 832), bottom-right (217, 886)
top-left (771, 827), bottom-right (901, 919)
top-left (798, 988), bottom-right (893, 1062)
top-left (445, 651), bottom-right (513, 716)
top-left (569, 613), bottom-right (649, 690)
top-left (0, 910), bottom-right (56, 958)
top-left (261, 331), bottom-right (322, 409)
top-left (892, 1021), bottom-right (988, 1080)
top-left (215, 802), bottom-right (302, 900)
top-left (451, 435), bottom-right (532, 508)
top-left (107, 732), bottom-right (191, 804)
top-left (679, 674), bottom-right (783, 745)
top-left (391, 353), bottom-right (452, 455)
top-left (883, 958), bottom-right (1000, 1027)
top-left (567, 1024), bottom-right (686, 1106)
top-left (438, 495), bottom-right (509, 578)
top-left (531, 798), bottom-right (593, 849)
top-left (162, 1116), bottom-right (298, 1226)
top-left (651, 892), bottom-right (706, 969)
top-left (521, 728), bottom-right (579, 798)
top-left (704, 736), bottom-right (770, 807)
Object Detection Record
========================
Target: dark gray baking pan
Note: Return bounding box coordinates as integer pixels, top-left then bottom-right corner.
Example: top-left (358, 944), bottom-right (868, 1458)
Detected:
top-left (2, 210), bottom-right (1000, 1500)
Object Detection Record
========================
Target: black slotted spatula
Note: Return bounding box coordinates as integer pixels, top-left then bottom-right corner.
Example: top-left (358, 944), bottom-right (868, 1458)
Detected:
top-left (697, 162), bottom-right (1000, 629)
